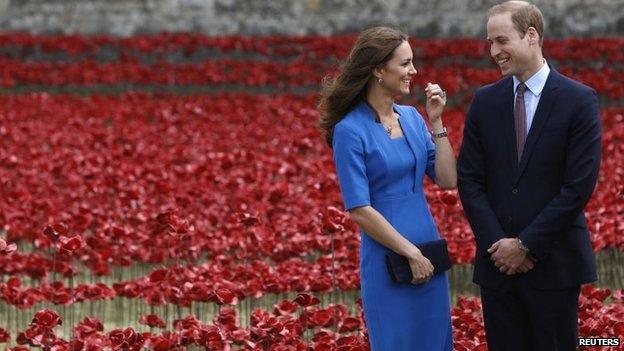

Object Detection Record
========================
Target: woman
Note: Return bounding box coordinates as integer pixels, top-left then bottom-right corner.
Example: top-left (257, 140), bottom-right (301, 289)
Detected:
top-left (318, 27), bottom-right (456, 350)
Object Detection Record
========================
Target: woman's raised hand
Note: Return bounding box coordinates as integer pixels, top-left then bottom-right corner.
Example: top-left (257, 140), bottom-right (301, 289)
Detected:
top-left (425, 82), bottom-right (447, 123)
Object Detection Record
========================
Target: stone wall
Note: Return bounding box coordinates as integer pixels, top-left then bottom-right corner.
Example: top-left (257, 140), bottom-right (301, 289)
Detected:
top-left (0, 0), bottom-right (622, 37)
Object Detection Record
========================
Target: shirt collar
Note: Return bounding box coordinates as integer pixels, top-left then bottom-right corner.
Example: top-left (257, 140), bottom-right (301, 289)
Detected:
top-left (513, 59), bottom-right (550, 96)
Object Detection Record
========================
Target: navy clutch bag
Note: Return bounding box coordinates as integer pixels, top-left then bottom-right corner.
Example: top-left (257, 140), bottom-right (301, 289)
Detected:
top-left (384, 239), bottom-right (452, 284)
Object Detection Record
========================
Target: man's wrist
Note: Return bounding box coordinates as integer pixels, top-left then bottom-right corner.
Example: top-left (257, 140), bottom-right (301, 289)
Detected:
top-left (517, 238), bottom-right (530, 253)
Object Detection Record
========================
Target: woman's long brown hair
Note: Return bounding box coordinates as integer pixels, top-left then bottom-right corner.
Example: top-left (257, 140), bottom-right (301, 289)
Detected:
top-left (318, 27), bottom-right (408, 147)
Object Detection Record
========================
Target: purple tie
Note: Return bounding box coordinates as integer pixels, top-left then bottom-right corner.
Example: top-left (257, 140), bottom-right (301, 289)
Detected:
top-left (515, 83), bottom-right (527, 161)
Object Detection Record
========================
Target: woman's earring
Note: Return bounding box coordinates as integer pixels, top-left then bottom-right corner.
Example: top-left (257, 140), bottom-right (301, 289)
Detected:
top-left (378, 77), bottom-right (383, 84)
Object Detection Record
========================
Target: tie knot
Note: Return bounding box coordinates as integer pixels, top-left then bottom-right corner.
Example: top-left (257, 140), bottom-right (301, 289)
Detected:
top-left (517, 82), bottom-right (526, 94)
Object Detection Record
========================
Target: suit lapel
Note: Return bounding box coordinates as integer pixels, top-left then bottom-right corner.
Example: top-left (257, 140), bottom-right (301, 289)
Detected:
top-left (513, 70), bottom-right (560, 185)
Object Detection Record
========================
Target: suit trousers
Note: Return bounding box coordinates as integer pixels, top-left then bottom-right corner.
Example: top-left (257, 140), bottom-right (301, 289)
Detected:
top-left (480, 280), bottom-right (581, 351)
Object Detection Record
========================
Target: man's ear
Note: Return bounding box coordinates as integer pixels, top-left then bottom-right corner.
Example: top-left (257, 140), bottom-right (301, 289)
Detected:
top-left (526, 27), bottom-right (539, 46)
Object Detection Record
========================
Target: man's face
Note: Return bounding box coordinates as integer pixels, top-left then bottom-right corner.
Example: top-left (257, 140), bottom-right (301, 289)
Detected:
top-left (487, 12), bottom-right (532, 80)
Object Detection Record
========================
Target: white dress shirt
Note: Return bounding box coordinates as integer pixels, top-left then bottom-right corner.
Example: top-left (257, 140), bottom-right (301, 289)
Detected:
top-left (513, 60), bottom-right (550, 133)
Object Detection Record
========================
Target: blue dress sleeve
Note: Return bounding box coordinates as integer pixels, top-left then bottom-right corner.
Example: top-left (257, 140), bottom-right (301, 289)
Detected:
top-left (413, 107), bottom-right (436, 182)
top-left (332, 124), bottom-right (371, 211)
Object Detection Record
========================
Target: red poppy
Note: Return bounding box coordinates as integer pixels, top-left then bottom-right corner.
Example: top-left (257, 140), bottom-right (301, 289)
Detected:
top-left (59, 235), bottom-right (85, 254)
top-left (294, 293), bottom-right (321, 307)
top-left (0, 239), bottom-right (17, 255)
top-left (31, 309), bottom-right (62, 329)
top-left (139, 315), bottom-right (167, 329)
top-left (0, 328), bottom-right (9, 343)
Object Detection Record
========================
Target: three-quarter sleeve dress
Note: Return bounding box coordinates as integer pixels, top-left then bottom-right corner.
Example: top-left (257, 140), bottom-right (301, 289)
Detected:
top-left (332, 101), bottom-right (453, 351)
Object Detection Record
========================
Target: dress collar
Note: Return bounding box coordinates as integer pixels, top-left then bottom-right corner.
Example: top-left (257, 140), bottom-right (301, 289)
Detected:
top-left (361, 100), bottom-right (401, 123)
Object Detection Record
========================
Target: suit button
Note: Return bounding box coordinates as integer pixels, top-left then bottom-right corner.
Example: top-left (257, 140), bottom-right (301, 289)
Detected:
top-left (512, 188), bottom-right (518, 194)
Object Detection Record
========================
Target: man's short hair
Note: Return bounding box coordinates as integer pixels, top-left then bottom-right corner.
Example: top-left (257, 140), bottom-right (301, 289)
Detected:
top-left (489, 1), bottom-right (545, 46)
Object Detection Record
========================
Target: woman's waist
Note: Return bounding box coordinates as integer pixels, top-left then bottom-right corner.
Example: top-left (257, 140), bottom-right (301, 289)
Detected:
top-left (360, 229), bottom-right (440, 250)
top-left (370, 189), bottom-right (425, 204)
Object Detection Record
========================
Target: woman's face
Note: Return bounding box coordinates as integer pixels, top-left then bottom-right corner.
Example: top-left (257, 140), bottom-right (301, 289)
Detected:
top-left (378, 40), bottom-right (417, 96)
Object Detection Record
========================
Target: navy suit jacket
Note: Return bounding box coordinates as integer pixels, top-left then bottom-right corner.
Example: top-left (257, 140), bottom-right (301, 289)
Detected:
top-left (458, 69), bottom-right (601, 290)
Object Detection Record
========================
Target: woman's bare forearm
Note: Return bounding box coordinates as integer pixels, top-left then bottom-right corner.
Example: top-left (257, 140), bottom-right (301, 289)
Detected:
top-left (349, 205), bottom-right (421, 259)
top-left (431, 119), bottom-right (457, 190)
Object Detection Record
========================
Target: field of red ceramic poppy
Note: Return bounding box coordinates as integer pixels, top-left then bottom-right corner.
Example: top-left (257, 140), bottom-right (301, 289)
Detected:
top-left (0, 33), bottom-right (623, 350)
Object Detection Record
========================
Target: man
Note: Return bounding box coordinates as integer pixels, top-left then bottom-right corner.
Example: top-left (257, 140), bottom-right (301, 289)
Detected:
top-left (457, 1), bottom-right (601, 350)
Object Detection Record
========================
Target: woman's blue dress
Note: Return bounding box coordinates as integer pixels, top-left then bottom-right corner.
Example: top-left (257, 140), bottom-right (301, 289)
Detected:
top-left (332, 101), bottom-right (453, 350)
